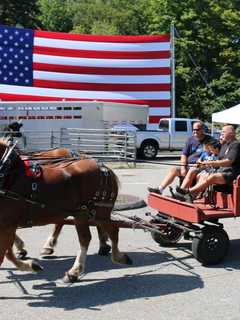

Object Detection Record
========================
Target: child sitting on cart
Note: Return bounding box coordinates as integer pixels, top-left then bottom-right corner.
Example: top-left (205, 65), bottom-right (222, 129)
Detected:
top-left (174, 139), bottom-right (221, 198)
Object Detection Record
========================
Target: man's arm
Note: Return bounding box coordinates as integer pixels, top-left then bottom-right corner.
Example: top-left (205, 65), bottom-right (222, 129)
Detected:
top-left (202, 143), bottom-right (240, 168)
top-left (180, 154), bottom-right (188, 167)
top-left (202, 159), bottom-right (233, 168)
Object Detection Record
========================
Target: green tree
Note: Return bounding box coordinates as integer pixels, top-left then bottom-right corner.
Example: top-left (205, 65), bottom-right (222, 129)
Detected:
top-left (69, 0), bottom-right (149, 35)
top-left (37, 0), bottom-right (73, 32)
top-left (147, 0), bottom-right (240, 120)
top-left (0, 0), bottom-right (40, 28)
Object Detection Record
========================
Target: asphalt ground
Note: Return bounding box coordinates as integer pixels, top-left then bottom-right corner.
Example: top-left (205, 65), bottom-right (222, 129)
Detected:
top-left (1, 160), bottom-right (240, 320)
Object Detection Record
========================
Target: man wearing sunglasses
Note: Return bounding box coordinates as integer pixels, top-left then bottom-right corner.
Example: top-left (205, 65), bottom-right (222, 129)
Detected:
top-left (148, 121), bottom-right (211, 195)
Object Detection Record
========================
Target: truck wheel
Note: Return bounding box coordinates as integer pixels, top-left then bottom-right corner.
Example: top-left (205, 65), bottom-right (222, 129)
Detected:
top-left (139, 141), bottom-right (158, 160)
top-left (151, 224), bottom-right (183, 246)
top-left (192, 226), bottom-right (229, 265)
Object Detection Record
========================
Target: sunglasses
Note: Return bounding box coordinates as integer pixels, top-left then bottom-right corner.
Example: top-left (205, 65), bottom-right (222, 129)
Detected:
top-left (193, 128), bottom-right (201, 132)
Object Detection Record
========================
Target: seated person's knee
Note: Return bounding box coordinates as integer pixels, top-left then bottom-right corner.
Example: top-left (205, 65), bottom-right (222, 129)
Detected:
top-left (170, 166), bottom-right (179, 175)
top-left (206, 174), bottom-right (217, 184)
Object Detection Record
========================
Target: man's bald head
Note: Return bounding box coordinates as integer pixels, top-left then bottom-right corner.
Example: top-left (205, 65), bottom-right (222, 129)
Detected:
top-left (221, 125), bottom-right (236, 143)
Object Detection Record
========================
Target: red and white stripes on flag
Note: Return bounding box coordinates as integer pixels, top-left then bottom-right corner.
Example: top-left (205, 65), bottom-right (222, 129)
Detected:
top-left (0, 26), bottom-right (172, 129)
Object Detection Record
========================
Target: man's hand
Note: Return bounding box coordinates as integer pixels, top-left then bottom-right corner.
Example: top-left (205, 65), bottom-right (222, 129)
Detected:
top-left (196, 161), bottom-right (207, 168)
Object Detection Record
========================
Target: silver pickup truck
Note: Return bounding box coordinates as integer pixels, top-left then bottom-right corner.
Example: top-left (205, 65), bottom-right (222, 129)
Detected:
top-left (112, 118), bottom-right (207, 160)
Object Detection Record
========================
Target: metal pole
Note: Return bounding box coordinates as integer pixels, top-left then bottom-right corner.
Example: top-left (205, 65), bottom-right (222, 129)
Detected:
top-left (170, 22), bottom-right (176, 118)
top-left (50, 130), bottom-right (54, 148)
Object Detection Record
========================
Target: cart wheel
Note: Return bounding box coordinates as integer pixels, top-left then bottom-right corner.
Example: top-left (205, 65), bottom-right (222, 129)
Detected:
top-left (151, 224), bottom-right (184, 247)
top-left (192, 226), bottom-right (229, 265)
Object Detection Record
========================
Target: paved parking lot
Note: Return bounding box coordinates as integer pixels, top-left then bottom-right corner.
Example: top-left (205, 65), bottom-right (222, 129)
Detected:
top-left (1, 162), bottom-right (240, 320)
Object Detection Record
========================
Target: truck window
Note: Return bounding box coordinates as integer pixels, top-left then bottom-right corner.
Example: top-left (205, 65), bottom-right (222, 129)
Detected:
top-left (159, 120), bottom-right (169, 131)
top-left (175, 121), bottom-right (187, 132)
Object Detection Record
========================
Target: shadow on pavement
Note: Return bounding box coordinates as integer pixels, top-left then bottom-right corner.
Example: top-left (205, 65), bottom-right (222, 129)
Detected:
top-left (1, 272), bottom-right (203, 310)
top-left (0, 248), bottom-right (204, 309)
top-left (2, 238), bottom-right (240, 309)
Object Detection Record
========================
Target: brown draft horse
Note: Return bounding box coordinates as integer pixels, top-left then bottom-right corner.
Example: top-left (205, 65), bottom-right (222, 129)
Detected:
top-left (0, 140), bottom-right (131, 283)
top-left (14, 148), bottom-right (111, 258)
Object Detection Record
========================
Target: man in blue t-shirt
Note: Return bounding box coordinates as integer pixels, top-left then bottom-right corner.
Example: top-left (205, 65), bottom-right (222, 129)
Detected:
top-left (148, 121), bottom-right (211, 195)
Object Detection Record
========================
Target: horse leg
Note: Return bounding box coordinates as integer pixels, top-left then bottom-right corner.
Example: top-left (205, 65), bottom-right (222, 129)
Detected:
top-left (6, 247), bottom-right (43, 272)
top-left (96, 225), bottom-right (111, 256)
top-left (14, 233), bottom-right (28, 259)
top-left (0, 228), bottom-right (16, 267)
top-left (102, 224), bottom-right (132, 265)
top-left (62, 222), bottom-right (91, 283)
top-left (0, 228), bottom-right (42, 272)
top-left (41, 223), bottom-right (64, 256)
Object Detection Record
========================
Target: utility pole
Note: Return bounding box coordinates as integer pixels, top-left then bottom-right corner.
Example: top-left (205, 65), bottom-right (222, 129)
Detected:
top-left (170, 22), bottom-right (176, 118)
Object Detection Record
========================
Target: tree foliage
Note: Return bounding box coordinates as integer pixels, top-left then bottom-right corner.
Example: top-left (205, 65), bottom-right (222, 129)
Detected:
top-left (0, 0), bottom-right (40, 28)
top-left (69, 0), bottom-right (149, 35)
top-left (37, 0), bottom-right (73, 31)
top-left (1, 0), bottom-right (240, 121)
top-left (146, 0), bottom-right (240, 119)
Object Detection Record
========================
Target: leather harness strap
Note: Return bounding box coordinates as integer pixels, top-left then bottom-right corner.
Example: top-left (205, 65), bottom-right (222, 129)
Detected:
top-left (0, 157), bottom-right (117, 227)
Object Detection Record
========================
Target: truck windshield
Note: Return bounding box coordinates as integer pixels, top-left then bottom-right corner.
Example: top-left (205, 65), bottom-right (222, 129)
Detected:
top-left (159, 120), bottom-right (169, 131)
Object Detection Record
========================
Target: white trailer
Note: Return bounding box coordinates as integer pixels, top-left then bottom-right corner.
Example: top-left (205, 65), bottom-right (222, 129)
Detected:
top-left (0, 101), bottom-right (148, 131)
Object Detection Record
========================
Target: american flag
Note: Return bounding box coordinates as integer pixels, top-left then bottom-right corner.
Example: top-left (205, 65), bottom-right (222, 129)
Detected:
top-left (0, 25), bottom-right (171, 129)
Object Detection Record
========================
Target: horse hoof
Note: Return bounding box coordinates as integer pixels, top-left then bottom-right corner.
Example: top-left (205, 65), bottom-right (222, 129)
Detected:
top-left (124, 255), bottom-right (133, 265)
top-left (40, 248), bottom-right (54, 256)
top-left (16, 249), bottom-right (28, 260)
top-left (62, 272), bottom-right (78, 284)
top-left (31, 261), bottom-right (44, 272)
top-left (98, 244), bottom-right (111, 256)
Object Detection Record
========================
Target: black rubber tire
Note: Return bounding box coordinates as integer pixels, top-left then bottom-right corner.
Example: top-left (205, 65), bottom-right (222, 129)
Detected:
top-left (192, 226), bottom-right (229, 265)
top-left (139, 141), bottom-right (158, 160)
top-left (151, 224), bottom-right (184, 246)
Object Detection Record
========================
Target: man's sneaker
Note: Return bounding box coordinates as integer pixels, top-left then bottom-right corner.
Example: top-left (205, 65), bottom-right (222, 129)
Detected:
top-left (176, 186), bottom-right (189, 195)
top-left (182, 192), bottom-right (194, 203)
top-left (148, 187), bottom-right (162, 194)
top-left (169, 186), bottom-right (186, 201)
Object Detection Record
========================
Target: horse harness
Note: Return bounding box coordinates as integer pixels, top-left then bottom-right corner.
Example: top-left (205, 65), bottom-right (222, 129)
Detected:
top-left (0, 144), bottom-right (117, 227)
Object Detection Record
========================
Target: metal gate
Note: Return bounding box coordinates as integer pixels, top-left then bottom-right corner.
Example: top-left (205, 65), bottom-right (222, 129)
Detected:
top-left (0, 128), bottom-right (137, 161)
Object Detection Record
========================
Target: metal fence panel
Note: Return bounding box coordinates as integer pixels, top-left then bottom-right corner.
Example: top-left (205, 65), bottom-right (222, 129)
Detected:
top-left (0, 128), bottom-right (136, 162)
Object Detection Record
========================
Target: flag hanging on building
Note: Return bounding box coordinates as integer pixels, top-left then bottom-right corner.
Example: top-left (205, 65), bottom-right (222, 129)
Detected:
top-left (0, 24), bottom-right (171, 129)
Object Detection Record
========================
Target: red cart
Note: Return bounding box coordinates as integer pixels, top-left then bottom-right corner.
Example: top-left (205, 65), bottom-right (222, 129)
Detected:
top-left (147, 176), bottom-right (240, 265)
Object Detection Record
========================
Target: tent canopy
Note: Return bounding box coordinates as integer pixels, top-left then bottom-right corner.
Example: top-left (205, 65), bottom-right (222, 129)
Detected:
top-left (212, 104), bottom-right (240, 125)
